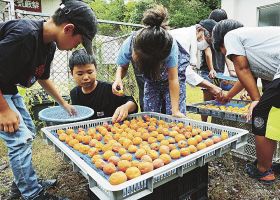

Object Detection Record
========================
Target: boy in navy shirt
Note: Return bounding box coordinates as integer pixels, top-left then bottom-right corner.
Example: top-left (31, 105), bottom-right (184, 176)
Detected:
top-left (69, 49), bottom-right (138, 122)
top-left (0, 0), bottom-right (97, 199)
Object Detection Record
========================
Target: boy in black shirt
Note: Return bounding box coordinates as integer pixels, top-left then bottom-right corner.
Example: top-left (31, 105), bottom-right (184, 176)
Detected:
top-left (0, 1), bottom-right (97, 199)
top-left (69, 49), bottom-right (138, 122)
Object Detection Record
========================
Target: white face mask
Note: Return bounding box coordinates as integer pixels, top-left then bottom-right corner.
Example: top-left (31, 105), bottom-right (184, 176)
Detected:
top-left (197, 39), bottom-right (209, 50)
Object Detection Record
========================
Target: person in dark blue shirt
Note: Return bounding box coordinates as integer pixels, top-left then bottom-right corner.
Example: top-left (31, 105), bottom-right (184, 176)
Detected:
top-left (0, 0), bottom-right (97, 199)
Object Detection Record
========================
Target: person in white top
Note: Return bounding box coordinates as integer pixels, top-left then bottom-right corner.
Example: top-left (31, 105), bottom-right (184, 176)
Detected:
top-left (213, 19), bottom-right (280, 184)
top-left (169, 25), bottom-right (198, 68)
top-left (169, 20), bottom-right (220, 90)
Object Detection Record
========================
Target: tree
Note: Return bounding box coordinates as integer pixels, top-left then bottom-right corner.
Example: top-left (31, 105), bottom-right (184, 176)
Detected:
top-left (90, 0), bottom-right (126, 36)
top-left (169, 0), bottom-right (212, 28)
top-left (129, 0), bottom-right (154, 24)
top-left (201, 0), bottom-right (221, 10)
top-left (89, 0), bottom-right (125, 22)
top-left (123, 1), bottom-right (137, 22)
top-left (89, 0), bottom-right (220, 33)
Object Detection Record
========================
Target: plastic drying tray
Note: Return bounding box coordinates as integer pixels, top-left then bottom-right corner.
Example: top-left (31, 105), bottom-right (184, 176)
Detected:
top-left (187, 99), bottom-right (251, 123)
top-left (41, 112), bottom-right (248, 200)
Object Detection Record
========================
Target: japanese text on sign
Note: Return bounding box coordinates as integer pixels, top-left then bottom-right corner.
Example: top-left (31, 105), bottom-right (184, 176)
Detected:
top-left (15, 0), bottom-right (42, 12)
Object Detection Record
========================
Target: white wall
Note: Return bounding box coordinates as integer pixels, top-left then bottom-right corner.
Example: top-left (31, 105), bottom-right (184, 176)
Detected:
top-left (222, 0), bottom-right (280, 26)
top-left (41, 0), bottom-right (60, 15)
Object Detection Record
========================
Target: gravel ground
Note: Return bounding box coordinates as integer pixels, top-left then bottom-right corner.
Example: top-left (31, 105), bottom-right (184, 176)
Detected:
top-left (1, 136), bottom-right (280, 200)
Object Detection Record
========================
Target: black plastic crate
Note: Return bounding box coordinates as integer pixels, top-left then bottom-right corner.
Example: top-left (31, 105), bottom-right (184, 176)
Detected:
top-left (27, 89), bottom-right (70, 121)
top-left (179, 185), bottom-right (208, 200)
top-left (186, 105), bottom-right (198, 113)
top-left (31, 102), bottom-right (57, 121)
top-left (88, 164), bottom-right (208, 200)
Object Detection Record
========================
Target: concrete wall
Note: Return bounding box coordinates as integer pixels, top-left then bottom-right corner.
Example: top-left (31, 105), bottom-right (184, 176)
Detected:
top-left (221, 0), bottom-right (280, 26)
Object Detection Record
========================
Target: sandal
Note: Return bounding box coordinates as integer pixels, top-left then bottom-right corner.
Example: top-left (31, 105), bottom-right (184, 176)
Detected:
top-left (245, 162), bottom-right (275, 184)
top-left (253, 159), bottom-right (280, 174)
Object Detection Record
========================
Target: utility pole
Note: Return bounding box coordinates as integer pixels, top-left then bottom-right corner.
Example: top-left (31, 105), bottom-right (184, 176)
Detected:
top-left (6, 0), bottom-right (15, 20)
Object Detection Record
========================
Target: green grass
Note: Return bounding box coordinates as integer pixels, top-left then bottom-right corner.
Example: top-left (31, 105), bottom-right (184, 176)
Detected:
top-left (0, 133), bottom-right (68, 198)
top-left (186, 85), bottom-right (206, 121)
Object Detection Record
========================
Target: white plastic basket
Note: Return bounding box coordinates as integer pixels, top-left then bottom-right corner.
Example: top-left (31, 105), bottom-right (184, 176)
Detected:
top-left (234, 132), bottom-right (280, 162)
top-left (41, 112), bottom-right (248, 200)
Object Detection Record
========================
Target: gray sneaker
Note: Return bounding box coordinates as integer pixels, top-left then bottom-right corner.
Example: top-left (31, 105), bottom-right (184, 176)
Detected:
top-left (8, 179), bottom-right (57, 200)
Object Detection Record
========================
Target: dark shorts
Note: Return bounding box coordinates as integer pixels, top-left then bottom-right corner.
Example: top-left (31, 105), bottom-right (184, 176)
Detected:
top-left (252, 78), bottom-right (280, 136)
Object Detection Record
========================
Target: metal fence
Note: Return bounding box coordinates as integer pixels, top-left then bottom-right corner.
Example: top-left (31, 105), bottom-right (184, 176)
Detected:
top-left (0, 3), bottom-right (143, 107)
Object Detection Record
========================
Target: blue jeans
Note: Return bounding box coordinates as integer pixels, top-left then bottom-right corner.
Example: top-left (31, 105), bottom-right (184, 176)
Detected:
top-left (0, 94), bottom-right (42, 200)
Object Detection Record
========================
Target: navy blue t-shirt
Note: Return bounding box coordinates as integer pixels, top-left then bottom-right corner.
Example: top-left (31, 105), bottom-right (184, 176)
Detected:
top-left (70, 81), bottom-right (138, 119)
top-left (0, 19), bottom-right (56, 94)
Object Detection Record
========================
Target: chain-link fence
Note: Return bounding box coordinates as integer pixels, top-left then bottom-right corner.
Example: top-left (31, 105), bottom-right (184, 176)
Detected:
top-left (1, 5), bottom-right (143, 107)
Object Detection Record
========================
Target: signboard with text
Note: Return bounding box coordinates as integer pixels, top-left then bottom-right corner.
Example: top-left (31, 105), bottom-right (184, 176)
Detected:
top-left (15, 0), bottom-right (42, 13)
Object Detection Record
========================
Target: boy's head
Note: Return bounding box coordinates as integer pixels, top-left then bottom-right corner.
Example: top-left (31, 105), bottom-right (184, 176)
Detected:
top-left (69, 48), bottom-right (97, 89)
top-left (52, 0), bottom-right (98, 55)
top-left (209, 9), bottom-right (228, 22)
top-left (212, 19), bottom-right (243, 53)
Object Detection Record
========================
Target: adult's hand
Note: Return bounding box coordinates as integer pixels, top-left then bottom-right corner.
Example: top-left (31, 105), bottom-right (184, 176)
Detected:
top-left (208, 85), bottom-right (222, 98)
top-left (0, 108), bottom-right (20, 133)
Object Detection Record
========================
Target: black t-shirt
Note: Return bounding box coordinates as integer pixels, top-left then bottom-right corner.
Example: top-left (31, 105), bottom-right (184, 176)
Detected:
top-left (70, 81), bottom-right (138, 119)
top-left (199, 46), bottom-right (225, 73)
top-left (0, 19), bottom-right (56, 94)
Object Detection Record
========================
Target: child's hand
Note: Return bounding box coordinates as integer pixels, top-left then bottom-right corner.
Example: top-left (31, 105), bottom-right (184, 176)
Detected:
top-left (116, 87), bottom-right (124, 96)
top-left (172, 111), bottom-right (186, 118)
top-left (215, 91), bottom-right (230, 104)
top-left (62, 103), bottom-right (77, 116)
top-left (246, 101), bottom-right (259, 122)
top-left (0, 108), bottom-right (20, 133)
top-left (209, 69), bottom-right (217, 79)
top-left (112, 105), bottom-right (128, 123)
top-left (240, 90), bottom-right (251, 101)
top-left (112, 80), bottom-right (124, 96)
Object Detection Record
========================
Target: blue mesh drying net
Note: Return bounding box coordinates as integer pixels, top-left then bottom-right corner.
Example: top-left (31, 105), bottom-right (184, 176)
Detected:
top-left (39, 105), bottom-right (94, 123)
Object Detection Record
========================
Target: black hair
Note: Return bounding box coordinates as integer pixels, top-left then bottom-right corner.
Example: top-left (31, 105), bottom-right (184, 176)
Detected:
top-left (51, 0), bottom-right (83, 35)
top-left (133, 5), bottom-right (173, 80)
top-left (212, 19), bottom-right (243, 52)
top-left (209, 9), bottom-right (228, 22)
top-left (69, 48), bottom-right (97, 72)
top-left (52, 0), bottom-right (73, 25)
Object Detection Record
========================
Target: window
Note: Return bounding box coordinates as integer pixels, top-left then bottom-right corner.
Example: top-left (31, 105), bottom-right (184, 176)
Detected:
top-left (258, 3), bottom-right (280, 26)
